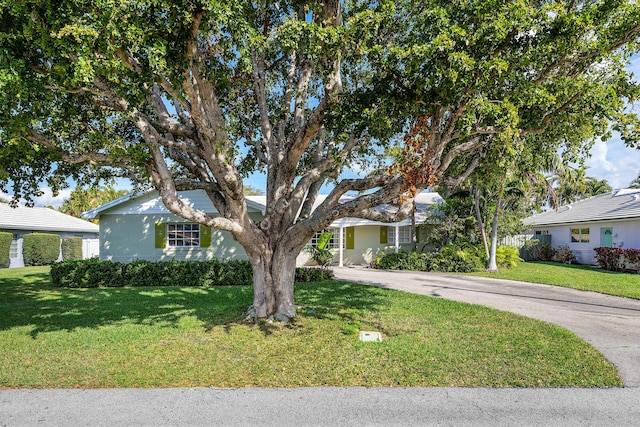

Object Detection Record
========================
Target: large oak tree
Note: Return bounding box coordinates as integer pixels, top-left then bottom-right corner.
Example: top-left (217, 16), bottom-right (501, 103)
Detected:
top-left (1, 0), bottom-right (639, 321)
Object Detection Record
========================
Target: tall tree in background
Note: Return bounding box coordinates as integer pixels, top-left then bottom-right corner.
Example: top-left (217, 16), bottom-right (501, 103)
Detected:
top-left (59, 185), bottom-right (128, 219)
top-left (2, 1), bottom-right (639, 320)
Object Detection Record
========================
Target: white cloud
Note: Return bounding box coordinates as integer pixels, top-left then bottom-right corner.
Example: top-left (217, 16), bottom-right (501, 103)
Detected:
top-left (585, 135), bottom-right (640, 189)
top-left (0, 188), bottom-right (72, 209)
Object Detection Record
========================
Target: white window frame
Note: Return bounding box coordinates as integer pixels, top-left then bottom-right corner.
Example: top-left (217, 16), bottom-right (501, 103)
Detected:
top-left (388, 226), bottom-right (411, 244)
top-left (307, 227), bottom-right (346, 249)
top-left (570, 228), bottom-right (590, 244)
top-left (167, 223), bottom-right (201, 247)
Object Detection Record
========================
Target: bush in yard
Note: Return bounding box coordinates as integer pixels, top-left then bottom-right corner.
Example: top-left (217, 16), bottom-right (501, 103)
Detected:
top-left (295, 267), bottom-right (335, 282)
top-left (23, 233), bottom-right (60, 266)
top-left (495, 245), bottom-right (523, 269)
top-left (594, 247), bottom-right (640, 273)
top-left (0, 232), bottom-right (12, 268)
top-left (374, 245), bottom-right (484, 273)
top-left (61, 237), bottom-right (83, 261)
top-left (553, 246), bottom-right (575, 264)
top-left (537, 244), bottom-right (556, 261)
top-left (52, 258), bottom-right (333, 287)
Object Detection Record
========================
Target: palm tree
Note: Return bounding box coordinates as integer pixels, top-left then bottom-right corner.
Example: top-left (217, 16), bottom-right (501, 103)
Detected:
top-left (629, 172), bottom-right (640, 189)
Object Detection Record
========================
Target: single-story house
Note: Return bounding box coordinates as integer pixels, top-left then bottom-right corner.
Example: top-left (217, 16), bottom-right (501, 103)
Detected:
top-left (0, 203), bottom-right (100, 268)
top-left (82, 190), bottom-right (443, 267)
top-left (522, 188), bottom-right (640, 264)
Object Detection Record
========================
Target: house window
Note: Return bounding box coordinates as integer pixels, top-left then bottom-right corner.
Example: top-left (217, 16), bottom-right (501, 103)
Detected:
top-left (167, 223), bottom-right (200, 247)
top-left (307, 227), bottom-right (345, 249)
top-left (388, 226), bottom-right (411, 244)
top-left (571, 228), bottom-right (590, 243)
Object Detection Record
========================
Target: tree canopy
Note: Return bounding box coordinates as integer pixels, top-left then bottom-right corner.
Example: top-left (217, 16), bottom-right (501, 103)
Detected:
top-left (59, 185), bottom-right (128, 219)
top-left (1, 0), bottom-right (639, 320)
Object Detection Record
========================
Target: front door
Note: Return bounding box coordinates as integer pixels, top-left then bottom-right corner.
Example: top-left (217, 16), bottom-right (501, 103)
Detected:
top-left (601, 227), bottom-right (613, 248)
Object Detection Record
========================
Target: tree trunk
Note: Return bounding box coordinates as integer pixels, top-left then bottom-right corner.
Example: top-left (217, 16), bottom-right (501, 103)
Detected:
top-left (486, 195), bottom-right (501, 273)
top-left (247, 245), bottom-right (298, 322)
top-left (474, 187), bottom-right (490, 260)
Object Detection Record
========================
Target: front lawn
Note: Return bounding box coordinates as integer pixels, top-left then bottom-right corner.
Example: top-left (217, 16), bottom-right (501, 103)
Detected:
top-left (0, 266), bottom-right (621, 388)
top-left (470, 261), bottom-right (640, 300)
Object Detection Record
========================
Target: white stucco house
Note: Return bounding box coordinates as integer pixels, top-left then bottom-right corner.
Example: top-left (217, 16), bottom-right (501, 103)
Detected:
top-left (82, 190), bottom-right (443, 267)
top-left (522, 188), bottom-right (640, 264)
top-left (0, 203), bottom-right (100, 268)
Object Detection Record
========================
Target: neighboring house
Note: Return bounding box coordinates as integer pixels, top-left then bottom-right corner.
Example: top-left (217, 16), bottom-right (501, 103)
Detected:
top-left (82, 190), bottom-right (443, 267)
top-left (522, 188), bottom-right (640, 264)
top-left (0, 203), bottom-right (100, 268)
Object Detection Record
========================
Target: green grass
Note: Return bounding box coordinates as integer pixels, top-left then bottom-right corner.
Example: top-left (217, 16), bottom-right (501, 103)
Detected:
top-left (0, 266), bottom-right (621, 388)
top-left (471, 261), bottom-right (640, 300)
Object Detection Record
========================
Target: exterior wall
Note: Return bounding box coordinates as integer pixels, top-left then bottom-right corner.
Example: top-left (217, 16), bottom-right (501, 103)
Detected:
top-left (99, 213), bottom-right (261, 263)
top-left (531, 219), bottom-right (640, 264)
top-left (296, 225), bottom-right (410, 267)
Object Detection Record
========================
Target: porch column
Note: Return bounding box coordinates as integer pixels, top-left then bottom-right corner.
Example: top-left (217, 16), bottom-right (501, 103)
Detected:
top-left (395, 224), bottom-right (400, 253)
top-left (339, 224), bottom-right (344, 267)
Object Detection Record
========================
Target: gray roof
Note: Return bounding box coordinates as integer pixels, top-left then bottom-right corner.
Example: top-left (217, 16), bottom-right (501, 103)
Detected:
top-left (0, 203), bottom-right (99, 234)
top-left (82, 189), bottom-right (443, 227)
top-left (523, 188), bottom-right (640, 227)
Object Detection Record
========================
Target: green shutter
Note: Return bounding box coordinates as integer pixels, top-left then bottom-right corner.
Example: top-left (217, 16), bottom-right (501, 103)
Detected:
top-left (155, 223), bottom-right (166, 248)
top-left (200, 226), bottom-right (211, 248)
top-left (346, 227), bottom-right (355, 250)
top-left (380, 226), bottom-right (388, 244)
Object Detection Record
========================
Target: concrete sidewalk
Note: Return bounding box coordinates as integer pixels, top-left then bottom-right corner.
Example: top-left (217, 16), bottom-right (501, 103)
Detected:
top-left (334, 267), bottom-right (640, 387)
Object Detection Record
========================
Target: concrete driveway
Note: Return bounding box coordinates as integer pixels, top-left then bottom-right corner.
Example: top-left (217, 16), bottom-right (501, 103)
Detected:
top-left (333, 267), bottom-right (640, 387)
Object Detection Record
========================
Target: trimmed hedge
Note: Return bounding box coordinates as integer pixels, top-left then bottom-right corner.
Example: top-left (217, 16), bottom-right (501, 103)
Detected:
top-left (374, 244), bottom-right (522, 273)
top-left (23, 233), bottom-right (60, 266)
top-left (0, 232), bottom-right (12, 268)
top-left (51, 258), bottom-right (335, 288)
top-left (62, 237), bottom-right (83, 261)
top-left (374, 245), bottom-right (486, 273)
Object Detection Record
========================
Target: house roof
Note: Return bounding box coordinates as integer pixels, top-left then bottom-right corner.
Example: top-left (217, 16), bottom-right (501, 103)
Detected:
top-left (523, 188), bottom-right (640, 227)
top-left (0, 203), bottom-right (100, 234)
top-left (82, 189), bottom-right (267, 219)
top-left (82, 189), bottom-right (443, 227)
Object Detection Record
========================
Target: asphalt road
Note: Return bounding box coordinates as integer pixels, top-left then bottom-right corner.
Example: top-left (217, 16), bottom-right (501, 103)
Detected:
top-left (3, 387), bottom-right (640, 426)
top-left (3, 268), bottom-right (640, 426)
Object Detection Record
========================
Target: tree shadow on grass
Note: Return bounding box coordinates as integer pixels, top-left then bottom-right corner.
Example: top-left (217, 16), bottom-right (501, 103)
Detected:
top-left (0, 274), bottom-right (386, 338)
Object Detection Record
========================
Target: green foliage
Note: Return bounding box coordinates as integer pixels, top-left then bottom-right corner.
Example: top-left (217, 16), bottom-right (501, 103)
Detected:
top-left (0, 232), bottom-right (11, 268)
top-left (295, 267), bottom-right (335, 282)
top-left (22, 233), bottom-right (60, 266)
top-left (51, 258), bottom-right (333, 288)
top-left (375, 245), bottom-right (486, 273)
top-left (495, 246), bottom-right (522, 269)
top-left (306, 231), bottom-right (334, 269)
top-left (59, 185), bottom-right (128, 219)
top-left (61, 237), bottom-right (83, 261)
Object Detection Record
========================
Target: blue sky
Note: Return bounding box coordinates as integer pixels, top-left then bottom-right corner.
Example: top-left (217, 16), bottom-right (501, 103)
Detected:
top-left (5, 55), bottom-right (640, 208)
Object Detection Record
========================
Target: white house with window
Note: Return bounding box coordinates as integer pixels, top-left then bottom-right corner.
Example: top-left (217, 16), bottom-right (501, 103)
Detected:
top-left (83, 190), bottom-right (443, 267)
top-left (523, 188), bottom-right (640, 264)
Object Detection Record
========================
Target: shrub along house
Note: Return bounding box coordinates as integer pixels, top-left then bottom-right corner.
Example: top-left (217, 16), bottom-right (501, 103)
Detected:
top-left (522, 188), bottom-right (640, 264)
top-left (82, 190), bottom-right (443, 267)
top-left (0, 203), bottom-right (100, 268)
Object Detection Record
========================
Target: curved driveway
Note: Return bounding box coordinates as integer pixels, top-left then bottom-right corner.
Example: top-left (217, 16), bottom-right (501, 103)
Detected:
top-left (333, 267), bottom-right (640, 387)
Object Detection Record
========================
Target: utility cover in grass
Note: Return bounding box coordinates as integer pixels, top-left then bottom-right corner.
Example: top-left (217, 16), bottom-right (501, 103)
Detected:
top-left (359, 331), bottom-right (382, 342)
